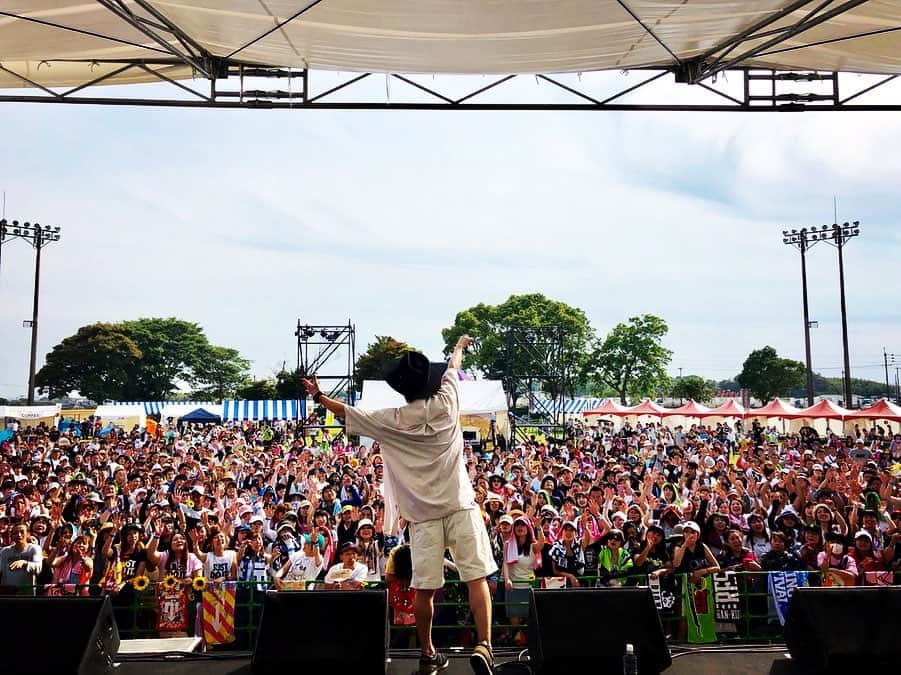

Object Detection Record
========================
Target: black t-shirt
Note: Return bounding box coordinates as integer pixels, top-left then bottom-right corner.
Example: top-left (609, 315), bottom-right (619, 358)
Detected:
top-left (760, 550), bottom-right (804, 572)
top-left (637, 543), bottom-right (671, 574)
top-left (119, 547), bottom-right (148, 580)
top-left (583, 540), bottom-right (604, 577)
top-left (676, 544), bottom-right (712, 574)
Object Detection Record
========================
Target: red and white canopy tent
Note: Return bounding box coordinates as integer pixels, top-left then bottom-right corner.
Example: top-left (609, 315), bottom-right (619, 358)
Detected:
top-left (624, 399), bottom-right (667, 421)
top-left (702, 399), bottom-right (748, 424)
top-left (845, 399), bottom-right (901, 431)
top-left (582, 399), bottom-right (629, 419)
top-left (660, 400), bottom-right (713, 427)
top-left (782, 399), bottom-right (850, 434)
top-left (661, 400), bottom-right (713, 418)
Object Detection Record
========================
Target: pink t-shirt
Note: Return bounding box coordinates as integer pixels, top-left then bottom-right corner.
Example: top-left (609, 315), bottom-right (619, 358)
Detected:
top-left (157, 551), bottom-right (203, 579)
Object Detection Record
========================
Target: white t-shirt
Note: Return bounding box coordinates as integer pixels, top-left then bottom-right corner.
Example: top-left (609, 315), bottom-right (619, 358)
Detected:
top-left (204, 550), bottom-right (236, 580)
top-left (282, 551), bottom-right (323, 582)
top-left (344, 370), bottom-right (475, 525)
top-left (324, 561), bottom-right (368, 585)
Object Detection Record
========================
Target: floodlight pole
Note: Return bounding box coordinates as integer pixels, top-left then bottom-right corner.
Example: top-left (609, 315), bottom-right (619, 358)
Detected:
top-left (782, 228), bottom-right (816, 406)
top-left (823, 222), bottom-right (860, 409)
top-left (1, 220), bottom-right (62, 404)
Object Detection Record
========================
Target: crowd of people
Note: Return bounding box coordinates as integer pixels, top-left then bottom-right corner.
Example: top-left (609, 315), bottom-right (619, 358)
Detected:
top-left (1, 409), bottom-right (900, 642)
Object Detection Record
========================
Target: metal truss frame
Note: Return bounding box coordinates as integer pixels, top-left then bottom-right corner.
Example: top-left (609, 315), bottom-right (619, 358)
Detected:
top-left (0, 62), bottom-right (897, 111)
top-left (1, 1), bottom-right (899, 111)
top-left (504, 326), bottom-right (569, 445)
top-left (295, 320), bottom-right (356, 431)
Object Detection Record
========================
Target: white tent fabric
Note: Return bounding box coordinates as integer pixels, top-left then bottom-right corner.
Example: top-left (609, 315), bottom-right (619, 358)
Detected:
top-left (0, 404), bottom-right (61, 420)
top-left (112, 401), bottom-right (217, 415)
top-left (1, 2), bottom-right (900, 88)
top-left (358, 380), bottom-right (507, 415)
top-left (94, 404), bottom-right (146, 423)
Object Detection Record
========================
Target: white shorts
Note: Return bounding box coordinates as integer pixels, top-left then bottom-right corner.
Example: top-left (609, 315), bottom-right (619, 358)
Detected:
top-left (409, 508), bottom-right (497, 590)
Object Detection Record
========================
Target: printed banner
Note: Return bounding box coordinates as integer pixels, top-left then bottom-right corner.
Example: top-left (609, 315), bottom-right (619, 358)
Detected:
top-left (648, 574), bottom-right (677, 616)
top-left (683, 576), bottom-right (717, 643)
top-left (540, 576), bottom-right (567, 589)
top-left (768, 571), bottom-right (808, 626)
top-left (863, 571), bottom-right (894, 587)
top-left (201, 582), bottom-right (236, 646)
top-left (157, 587), bottom-right (189, 632)
top-left (712, 571), bottom-right (741, 633)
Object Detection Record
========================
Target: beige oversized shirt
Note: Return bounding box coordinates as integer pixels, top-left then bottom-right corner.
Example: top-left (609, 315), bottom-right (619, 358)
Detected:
top-left (344, 369), bottom-right (476, 527)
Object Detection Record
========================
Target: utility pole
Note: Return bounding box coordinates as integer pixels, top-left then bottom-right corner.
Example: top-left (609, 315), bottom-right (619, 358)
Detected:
top-left (884, 349), bottom-right (896, 400)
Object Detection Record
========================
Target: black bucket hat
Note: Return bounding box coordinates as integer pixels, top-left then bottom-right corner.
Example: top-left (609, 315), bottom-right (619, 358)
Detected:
top-left (384, 350), bottom-right (446, 401)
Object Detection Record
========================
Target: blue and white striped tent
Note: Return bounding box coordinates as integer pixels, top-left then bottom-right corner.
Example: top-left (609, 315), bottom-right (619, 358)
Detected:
top-left (221, 400), bottom-right (304, 422)
top-left (532, 398), bottom-right (606, 415)
top-left (111, 401), bottom-right (218, 416)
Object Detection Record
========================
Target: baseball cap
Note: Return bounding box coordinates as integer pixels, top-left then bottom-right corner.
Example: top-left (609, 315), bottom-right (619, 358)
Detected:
top-left (498, 515), bottom-right (514, 526)
top-left (682, 521), bottom-right (701, 534)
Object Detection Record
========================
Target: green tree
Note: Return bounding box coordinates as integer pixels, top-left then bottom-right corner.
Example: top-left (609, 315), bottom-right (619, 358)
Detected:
top-left (442, 293), bottom-right (593, 404)
top-left (36, 318), bottom-right (249, 401)
top-left (736, 346), bottom-right (806, 403)
top-left (236, 378), bottom-right (277, 399)
top-left (192, 346), bottom-right (251, 399)
top-left (584, 314), bottom-right (673, 405)
top-left (35, 323), bottom-right (142, 402)
top-left (672, 375), bottom-right (714, 403)
top-left (354, 336), bottom-right (414, 393)
top-left (275, 367), bottom-right (306, 399)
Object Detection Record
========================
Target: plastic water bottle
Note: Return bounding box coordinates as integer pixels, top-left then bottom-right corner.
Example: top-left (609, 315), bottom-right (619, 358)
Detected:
top-left (623, 643), bottom-right (638, 675)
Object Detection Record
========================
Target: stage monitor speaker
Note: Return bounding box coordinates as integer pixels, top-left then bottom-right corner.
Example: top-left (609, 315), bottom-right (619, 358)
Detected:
top-left (785, 586), bottom-right (901, 673)
top-left (527, 587), bottom-right (671, 675)
top-left (252, 589), bottom-right (388, 673)
top-left (0, 595), bottom-right (119, 674)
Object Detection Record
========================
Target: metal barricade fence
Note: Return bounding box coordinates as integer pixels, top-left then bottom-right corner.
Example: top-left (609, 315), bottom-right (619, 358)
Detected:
top-left (6, 570), bottom-right (898, 649)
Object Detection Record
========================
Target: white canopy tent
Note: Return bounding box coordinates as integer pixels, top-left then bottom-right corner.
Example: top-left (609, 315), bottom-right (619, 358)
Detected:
top-left (1, 2), bottom-right (900, 90)
top-left (94, 404), bottom-right (147, 429)
top-left (358, 379), bottom-right (510, 444)
top-left (0, 404), bottom-right (61, 426)
top-left (359, 380), bottom-right (507, 415)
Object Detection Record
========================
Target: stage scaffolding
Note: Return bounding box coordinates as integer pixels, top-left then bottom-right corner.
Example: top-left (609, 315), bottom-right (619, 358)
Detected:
top-left (295, 320), bottom-right (356, 437)
top-left (504, 325), bottom-right (570, 445)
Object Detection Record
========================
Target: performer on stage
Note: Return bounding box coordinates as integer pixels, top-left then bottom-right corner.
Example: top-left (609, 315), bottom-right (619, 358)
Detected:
top-left (302, 334), bottom-right (496, 675)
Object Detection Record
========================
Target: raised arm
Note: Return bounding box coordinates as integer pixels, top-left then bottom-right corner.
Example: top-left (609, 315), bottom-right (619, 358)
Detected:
top-left (448, 335), bottom-right (474, 371)
top-left (301, 375), bottom-right (346, 419)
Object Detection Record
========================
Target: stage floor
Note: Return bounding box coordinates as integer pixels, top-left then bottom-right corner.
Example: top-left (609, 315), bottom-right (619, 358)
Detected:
top-left (116, 646), bottom-right (798, 675)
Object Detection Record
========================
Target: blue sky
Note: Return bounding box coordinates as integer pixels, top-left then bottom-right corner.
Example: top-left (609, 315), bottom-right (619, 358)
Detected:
top-left (1, 72), bottom-right (900, 398)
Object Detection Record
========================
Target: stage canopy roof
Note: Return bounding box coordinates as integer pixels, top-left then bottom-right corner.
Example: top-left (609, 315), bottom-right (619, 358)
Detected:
top-left (2, 1), bottom-right (900, 91)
